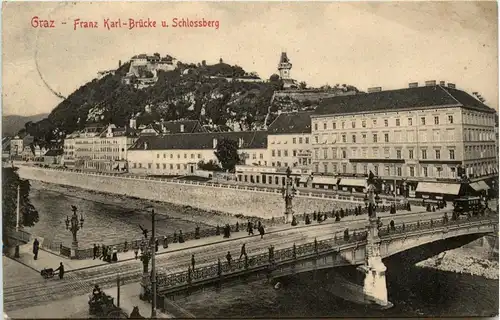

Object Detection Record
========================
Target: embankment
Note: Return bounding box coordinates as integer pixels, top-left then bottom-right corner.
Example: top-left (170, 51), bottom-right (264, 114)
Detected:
top-left (416, 237), bottom-right (499, 279)
top-left (18, 166), bottom-right (359, 219)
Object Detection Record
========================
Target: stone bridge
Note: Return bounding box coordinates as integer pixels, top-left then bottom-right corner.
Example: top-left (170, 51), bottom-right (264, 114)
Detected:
top-left (144, 214), bottom-right (497, 308)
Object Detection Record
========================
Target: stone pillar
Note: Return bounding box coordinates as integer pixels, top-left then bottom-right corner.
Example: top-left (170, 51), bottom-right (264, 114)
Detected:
top-left (357, 216), bottom-right (392, 309)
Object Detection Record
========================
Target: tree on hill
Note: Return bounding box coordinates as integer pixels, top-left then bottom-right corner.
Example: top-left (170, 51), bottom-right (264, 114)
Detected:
top-left (2, 167), bottom-right (39, 247)
top-left (299, 81), bottom-right (307, 90)
top-left (214, 138), bottom-right (240, 172)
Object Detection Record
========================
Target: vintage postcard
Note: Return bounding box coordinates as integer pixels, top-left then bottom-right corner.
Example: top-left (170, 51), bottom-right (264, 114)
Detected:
top-left (1, 1), bottom-right (499, 319)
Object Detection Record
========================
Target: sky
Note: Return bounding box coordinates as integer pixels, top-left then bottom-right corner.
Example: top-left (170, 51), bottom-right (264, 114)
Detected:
top-left (2, 1), bottom-right (498, 117)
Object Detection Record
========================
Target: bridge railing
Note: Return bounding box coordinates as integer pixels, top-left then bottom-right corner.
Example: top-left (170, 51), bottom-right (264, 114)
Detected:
top-left (155, 230), bottom-right (371, 289)
top-left (378, 213), bottom-right (492, 237)
top-left (153, 214), bottom-right (496, 291)
top-left (4, 227), bottom-right (31, 243)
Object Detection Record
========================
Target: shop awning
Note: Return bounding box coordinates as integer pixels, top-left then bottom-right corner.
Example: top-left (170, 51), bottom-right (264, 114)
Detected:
top-left (299, 176), bottom-right (309, 183)
top-left (470, 181), bottom-right (490, 191)
top-left (312, 176), bottom-right (337, 185)
top-left (339, 178), bottom-right (367, 188)
top-left (416, 182), bottom-right (461, 195)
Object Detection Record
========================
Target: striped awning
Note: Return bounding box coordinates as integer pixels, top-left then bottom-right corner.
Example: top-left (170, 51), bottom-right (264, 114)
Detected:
top-left (339, 178), bottom-right (367, 188)
top-left (312, 176), bottom-right (337, 185)
top-left (416, 182), bottom-right (461, 195)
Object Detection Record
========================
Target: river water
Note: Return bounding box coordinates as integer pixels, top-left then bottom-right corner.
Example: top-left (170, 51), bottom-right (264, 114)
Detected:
top-left (26, 181), bottom-right (498, 317)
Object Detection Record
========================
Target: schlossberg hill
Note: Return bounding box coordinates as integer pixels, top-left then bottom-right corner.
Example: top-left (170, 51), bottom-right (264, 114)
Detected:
top-left (22, 56), bottom-right (360, 146)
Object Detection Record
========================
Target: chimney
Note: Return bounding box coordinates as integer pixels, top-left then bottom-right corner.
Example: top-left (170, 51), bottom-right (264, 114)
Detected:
top-left (367, 87), bottom-right (382, 93)
top-left (439, 81), bottom-right (445, 86)
top-left (180, 124), bottom-right (185, 133)
top-left (425, 80), bottom-right (436, 86)
top-left (408, 82), bottom-right (418, 88)
top-left (447, 83), bottom-right (456, 89)
top-left (119, 60), bottom-right (122, 68)
top-left (129, 118), bottom-right (137, 129)
top-left (213, 138), bottom-right (218, 149)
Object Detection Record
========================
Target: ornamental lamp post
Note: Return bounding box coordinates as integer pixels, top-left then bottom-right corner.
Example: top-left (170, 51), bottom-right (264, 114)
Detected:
top-left (65, 205), bottom-right (84, 258)
top-left (282, 167), bottom-right (297, 224)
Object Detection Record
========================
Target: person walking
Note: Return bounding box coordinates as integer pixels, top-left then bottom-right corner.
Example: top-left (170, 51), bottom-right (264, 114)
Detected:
top-left (239, 243), bottom-right (247, 260)
top-left (191, 254), bottom-right (196, 270)
top-left (112, 246), bottom-right (118, 262)
top-left (258, 225), bottom-right (265, 239)
top-left (134, 246), bottom-right (139, 260)
top-left (33, 238), bottom-right (40, 260)
top-left (155, 239), bottom-right (159, 252)
top-left (226, 251), bottom-right (232, 266)
top-left (93, 244), bottom-right (98, 260)
top-left (55, 262), bottom-right (65, 279)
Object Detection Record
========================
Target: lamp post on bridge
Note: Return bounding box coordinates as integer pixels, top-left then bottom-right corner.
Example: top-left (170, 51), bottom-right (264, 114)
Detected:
top-left (281, 167), bottom-right (297, 224)
top-left (65, 205), bottom-right (84, 258)
top-left (138, 207), bottom-right (157, 318)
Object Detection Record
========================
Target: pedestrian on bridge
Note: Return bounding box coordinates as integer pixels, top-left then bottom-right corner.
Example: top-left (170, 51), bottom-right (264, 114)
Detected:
top-left (390, 220), bottom-right (395, 231)
top-left (33, 238), bottom-right (40, 260)
top-left (259, 225), bottom-right (265, 239)
top-left (93, 244), bottom-right (98, 260)
top-left (226, 251), bottom-right (232, 266)
top-left (191, 254), bottom-right (196, 270)
top-left (55, 262), bottom-right (64, 279)
top-left (239, 243), bottom-right (247, 260)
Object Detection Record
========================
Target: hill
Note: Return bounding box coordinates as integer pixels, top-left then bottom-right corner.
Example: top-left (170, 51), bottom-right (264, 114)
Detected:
top-left (22, 56), bottom-right (360, 146)
top-left (2, 113), bottom-right (49, 137)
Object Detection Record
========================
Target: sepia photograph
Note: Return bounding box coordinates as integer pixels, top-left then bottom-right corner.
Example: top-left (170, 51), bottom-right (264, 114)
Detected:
top-left (1, 1), bottom-right (499, 319)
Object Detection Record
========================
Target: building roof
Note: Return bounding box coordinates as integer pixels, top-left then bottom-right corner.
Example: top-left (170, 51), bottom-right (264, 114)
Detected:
top-left (44, 149), bottom-right (63, 156)
top-left (141, 120), bottom-right (207, 135)
top-left (279, 52), bottom-right (290, 65)
top-left (267, 112), bottom-right (312, 135)
top-left (99, 126), bottom-right (138, 138)
top-left (314, 85), bottom-right (496, 116)
top-left (130, 131), bottom-right (268, 151)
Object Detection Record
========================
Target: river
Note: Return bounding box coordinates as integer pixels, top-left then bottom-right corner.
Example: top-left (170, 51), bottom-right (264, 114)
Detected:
top-left (26, 181), bottom-right (498, 317)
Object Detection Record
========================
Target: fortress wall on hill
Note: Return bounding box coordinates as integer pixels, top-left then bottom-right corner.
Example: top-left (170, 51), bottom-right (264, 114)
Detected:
top-left (18, 166), bottom-right (359, 219)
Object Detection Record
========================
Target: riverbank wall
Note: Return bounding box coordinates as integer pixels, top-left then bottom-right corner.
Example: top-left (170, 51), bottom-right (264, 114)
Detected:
top-left (18, 166), bottom-right (362, 219)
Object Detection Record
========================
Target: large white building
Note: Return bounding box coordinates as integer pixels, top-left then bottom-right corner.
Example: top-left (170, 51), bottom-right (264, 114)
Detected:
top-left (310, 81), bottom-right (498, 198)
top-left (127, 131), bottom-right (268, 175)
top-left (63, 124), bottom-right (139, 171)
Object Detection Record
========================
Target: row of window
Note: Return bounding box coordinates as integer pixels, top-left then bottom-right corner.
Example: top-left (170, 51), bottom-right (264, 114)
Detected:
top-left (313, 162), bottom-right (457, 179)
top-left (313, 128), bottom-right (461, 145)
top-left (463, 128), bottom-right (496, 142)
top-left (313, 115), bottom-right (456, 132)
top-left (464, 145), bottom-right (497, 160)
top-left (131, 162), bottom-right (191, 170)
top-left (313, 147), bottom-right (456, 160)
top-left (270, 159), bottom-right (312, 168)
top-left (463, 113), bottom-right (496, 126)
top-left (271, 149), bottom-right (307, 157)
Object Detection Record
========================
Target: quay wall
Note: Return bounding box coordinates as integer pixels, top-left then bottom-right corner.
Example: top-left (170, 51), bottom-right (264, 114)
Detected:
top-left (17, 166), bottom-right (362, 219)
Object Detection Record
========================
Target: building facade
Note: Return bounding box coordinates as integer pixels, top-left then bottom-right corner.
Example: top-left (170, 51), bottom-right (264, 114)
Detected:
top-left (63, 124), bottom-right (138, 171)
top-left (311, 82), bottom-right (498, 197)
top-left (127, 131), bottom-right (268, 176)
top-left (267, 112), bottom-right (312, 168)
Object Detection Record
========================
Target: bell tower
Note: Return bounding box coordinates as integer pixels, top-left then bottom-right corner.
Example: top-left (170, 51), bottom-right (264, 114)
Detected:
top-left (278, 52), bottom-right (292, 80)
